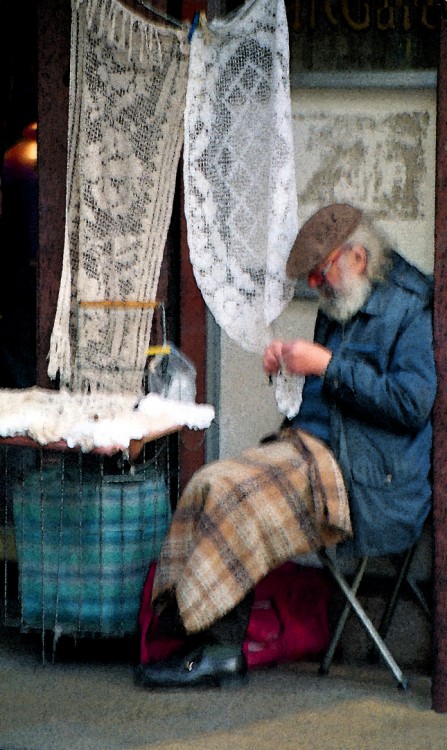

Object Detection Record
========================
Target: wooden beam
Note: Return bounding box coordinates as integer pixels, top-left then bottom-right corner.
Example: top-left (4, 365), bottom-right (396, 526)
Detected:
top-left (178, 0), bottom-right (208, 491)
top-left (432, 14), bottom-right (447, 714)
top-left (36, 0), bottom-right (70, 388)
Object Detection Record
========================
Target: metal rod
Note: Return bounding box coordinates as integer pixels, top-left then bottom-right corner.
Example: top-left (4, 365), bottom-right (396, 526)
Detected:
top-left (376, 547), bottom-right (416, 640)
top-left (2, 446), bottom-right (8, 626)
top-left (319, 554), bottom-right (369, 675)
top-left (133, 0), bottom-right (183, 28)
top-left (39, 448), bottom-right (46, 664)
top-left (318, 550), bottom-right (408, 689)
top-left (53, 454), bottom-right (65, 663)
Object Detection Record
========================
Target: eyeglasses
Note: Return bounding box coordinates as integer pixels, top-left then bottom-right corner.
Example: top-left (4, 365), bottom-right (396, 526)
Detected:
top-left (307, 248), bottom-right (344, 289)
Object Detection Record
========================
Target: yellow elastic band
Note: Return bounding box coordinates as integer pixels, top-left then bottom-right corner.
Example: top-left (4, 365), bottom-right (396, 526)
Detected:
top-left (145, 345), bottom-right (171, 356)
top-left (79, 300), bottom-right (158, 309)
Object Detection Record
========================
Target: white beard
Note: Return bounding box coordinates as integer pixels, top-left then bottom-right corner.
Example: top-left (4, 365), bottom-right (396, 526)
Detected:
top-left (317, 267), bottom-right (372, 323)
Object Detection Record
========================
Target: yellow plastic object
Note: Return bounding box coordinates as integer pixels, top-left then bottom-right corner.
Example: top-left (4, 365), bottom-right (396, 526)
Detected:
top-left (145, 345), bottom-right (172, 356)
top-left (79, 300), bottom-right (158, 309)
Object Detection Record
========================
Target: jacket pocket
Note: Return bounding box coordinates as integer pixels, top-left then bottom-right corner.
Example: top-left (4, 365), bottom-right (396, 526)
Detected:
top-left (343, 344), bottom-right (379, 355)
top-left (350, 453), bottom-right (426, 489)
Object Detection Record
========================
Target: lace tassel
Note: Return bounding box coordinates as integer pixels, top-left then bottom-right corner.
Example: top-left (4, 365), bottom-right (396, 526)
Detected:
top-left (133, 18), bottom-right (150, 65)
top-left (145, 25), bottom-right (153, 58)
top-left (127, 20), bottom-right (133, 62)
top-left (109, 6), bottom-right (117, 45)
top-left (155, 30), bottom-right (162, 66)
top-left (98, 0), bottom-right (107, 37)
top-left (85, 0), bottom-right (99, 30)
top-left (139, 21), bottom-right (146, 63)
top-left (118, 10), bottom-right (128, 52)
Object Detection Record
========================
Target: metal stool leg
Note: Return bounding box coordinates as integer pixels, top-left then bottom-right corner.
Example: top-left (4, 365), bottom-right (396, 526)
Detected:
top-left (367, 545), bottom-right (431, 664)
top-left (319, 555), bottom-right (369, 676)
top-left (405, 574), bottom-right (431, 619)
top-left (376, 546), bottom-right (416, 640)
top-left (318, 550), bottom-right (408, 689)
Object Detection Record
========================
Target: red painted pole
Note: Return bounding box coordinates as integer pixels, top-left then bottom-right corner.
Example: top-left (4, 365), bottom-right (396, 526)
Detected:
top-left (432, 13), bottom-right (447, 714)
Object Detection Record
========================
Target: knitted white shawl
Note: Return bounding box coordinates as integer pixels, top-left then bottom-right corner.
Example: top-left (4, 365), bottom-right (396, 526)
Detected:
top-left (48, 0), bottom-right (189, 393)
top-left (184, 0), bottom-right (298, 353)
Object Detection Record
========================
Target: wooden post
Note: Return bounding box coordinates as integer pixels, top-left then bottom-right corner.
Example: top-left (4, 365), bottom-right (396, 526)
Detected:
top-left (178, 0), bottom-right (209, 492)
top-left (36, 0), bottom-right (70, 388)
top-left (432, 13), bottom-right (447, 714)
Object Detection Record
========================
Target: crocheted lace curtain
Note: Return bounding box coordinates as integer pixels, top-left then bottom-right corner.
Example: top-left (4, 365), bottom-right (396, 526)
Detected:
top-left (184, 0), bottom-right (298, 353)
top-left (48, 0), bottom-right (189, 393)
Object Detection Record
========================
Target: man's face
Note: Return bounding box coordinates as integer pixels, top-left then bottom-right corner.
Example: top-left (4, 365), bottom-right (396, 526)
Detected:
top-left (308, 245), bottom-right (372, 322)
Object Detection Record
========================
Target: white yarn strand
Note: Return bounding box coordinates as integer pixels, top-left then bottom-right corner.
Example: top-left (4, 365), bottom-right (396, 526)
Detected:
top-left (0, 388), bottom-right (214, 452)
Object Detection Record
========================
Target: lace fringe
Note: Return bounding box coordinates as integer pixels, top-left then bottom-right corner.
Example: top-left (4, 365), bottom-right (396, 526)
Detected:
top-left (74, 0), bottom-right (188, 63)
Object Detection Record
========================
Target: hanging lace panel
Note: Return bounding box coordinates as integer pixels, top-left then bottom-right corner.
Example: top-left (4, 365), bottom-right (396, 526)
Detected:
top-left (184, 0), bottom-right (298, 354)
top-left (48, 0), bottom-right (189, 393)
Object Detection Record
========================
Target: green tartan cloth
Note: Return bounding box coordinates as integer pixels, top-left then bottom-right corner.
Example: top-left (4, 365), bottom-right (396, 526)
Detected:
top-left (152, 429), bottom-right (351, 633)
top-left (13, 463), bottom-right (171, 636)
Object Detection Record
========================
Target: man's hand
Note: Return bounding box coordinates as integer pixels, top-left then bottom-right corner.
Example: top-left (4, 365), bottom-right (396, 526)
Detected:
top-left (281, 340), bottom-right (332, 376)
top-left (263, 339), bottom-right (332, 377)
top-left (263, 339), bottom-right (284, 375)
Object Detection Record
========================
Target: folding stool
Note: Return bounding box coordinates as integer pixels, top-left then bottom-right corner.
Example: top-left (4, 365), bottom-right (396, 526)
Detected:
top-left (317, 540), bottom-right (431, 690)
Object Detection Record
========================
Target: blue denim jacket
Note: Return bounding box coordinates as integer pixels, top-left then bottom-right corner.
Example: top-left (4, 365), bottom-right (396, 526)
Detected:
top-left (317, 251), bottom-right (436, 556)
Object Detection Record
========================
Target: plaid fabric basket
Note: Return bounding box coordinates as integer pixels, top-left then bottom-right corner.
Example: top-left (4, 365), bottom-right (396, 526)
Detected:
top-left (13, 460), bottom-right (171, 636)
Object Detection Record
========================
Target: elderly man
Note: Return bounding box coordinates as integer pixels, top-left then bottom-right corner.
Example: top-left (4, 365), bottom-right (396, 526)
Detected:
top-left (135, 204), bottom-right (436, 689)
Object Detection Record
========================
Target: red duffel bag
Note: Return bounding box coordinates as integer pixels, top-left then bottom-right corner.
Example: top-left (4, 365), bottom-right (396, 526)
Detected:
top-left (138, 561), bottom-right (333, 669)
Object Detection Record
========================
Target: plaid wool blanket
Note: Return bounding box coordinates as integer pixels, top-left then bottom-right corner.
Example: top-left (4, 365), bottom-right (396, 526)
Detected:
top-left (152, 430), bottom-right (352, 633)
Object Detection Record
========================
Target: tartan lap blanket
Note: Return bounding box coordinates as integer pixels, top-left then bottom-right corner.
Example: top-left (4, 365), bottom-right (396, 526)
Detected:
top-left (152, 429), bottom-right (352, 634)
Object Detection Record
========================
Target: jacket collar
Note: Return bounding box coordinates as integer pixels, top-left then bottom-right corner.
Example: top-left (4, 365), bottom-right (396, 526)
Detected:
top-left (359, 282), bottom-right (387, 317)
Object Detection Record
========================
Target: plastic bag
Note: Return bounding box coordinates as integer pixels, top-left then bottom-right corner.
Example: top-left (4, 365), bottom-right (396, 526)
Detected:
top-left (146, 344), bottom-right (197, 403)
